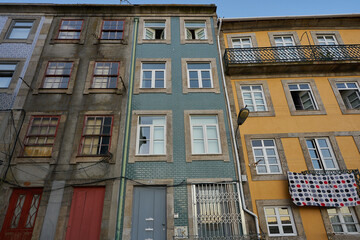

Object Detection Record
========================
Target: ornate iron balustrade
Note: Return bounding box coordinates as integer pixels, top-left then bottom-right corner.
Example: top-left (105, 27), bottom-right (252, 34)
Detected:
top-left (224, 45), bottom-right (360, 65)
top-left (301, 169), bottom-right (360, 197)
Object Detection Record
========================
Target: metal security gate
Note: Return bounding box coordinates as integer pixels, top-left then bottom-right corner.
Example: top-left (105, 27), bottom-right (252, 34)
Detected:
top-left (131, 187), bottom-right (167, 240)
top-left (192, 183), bottom-right (243, 239)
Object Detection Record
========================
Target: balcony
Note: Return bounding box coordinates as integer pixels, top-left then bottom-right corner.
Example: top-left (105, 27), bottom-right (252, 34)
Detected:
top-left (224, 44), bottom-right (360, 75)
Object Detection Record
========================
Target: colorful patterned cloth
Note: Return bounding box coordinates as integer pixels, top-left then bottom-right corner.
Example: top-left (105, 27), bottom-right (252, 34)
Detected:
top-left (288, 171), bottom-right (360, 207)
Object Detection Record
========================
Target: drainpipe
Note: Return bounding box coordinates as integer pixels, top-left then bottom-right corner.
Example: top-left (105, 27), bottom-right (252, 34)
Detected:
top-left (217, 18), bottom-right (261, 240)
top-left (115, 17), bottom-right (139, 240)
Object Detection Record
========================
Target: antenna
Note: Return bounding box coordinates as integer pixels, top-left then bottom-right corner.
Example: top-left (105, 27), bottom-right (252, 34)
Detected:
top-left (120, 0), bottom-right (131, 4)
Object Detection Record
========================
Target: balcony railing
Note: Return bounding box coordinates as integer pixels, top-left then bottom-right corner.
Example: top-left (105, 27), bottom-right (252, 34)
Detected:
top-left (224, 44), bottom-right (360, 66)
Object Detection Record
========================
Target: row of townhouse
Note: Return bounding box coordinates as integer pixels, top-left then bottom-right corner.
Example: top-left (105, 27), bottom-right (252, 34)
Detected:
top-left (0, 3), bottom-right (359, 240)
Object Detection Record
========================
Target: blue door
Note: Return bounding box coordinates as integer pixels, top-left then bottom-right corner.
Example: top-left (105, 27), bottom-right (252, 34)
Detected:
top-left (131, 187), bottom-right (166, 240)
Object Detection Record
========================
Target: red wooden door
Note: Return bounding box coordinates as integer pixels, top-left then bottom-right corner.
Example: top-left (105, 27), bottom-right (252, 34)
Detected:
top-left (65, 187), bottom-right (105, 240)
top-left (0, 188), bottom-right (43, 240)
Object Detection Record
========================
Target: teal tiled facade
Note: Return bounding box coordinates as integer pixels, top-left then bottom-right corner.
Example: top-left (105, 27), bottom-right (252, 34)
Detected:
top-left (126, 16), bottom-right (239, 229)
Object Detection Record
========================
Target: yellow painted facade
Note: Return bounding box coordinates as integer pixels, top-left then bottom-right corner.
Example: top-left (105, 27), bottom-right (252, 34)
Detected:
top-left (222, 16), bottom-right (360, 239)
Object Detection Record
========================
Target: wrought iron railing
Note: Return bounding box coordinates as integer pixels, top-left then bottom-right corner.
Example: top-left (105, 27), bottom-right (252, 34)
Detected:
top-left (173, 234), bottom-right (266, 240)
top-left (224, 44), bottom-right (360, 65)
top-left (301, 169), bottom-right (360, 196)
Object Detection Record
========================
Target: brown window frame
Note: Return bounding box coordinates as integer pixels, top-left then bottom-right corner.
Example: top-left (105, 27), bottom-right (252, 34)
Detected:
top-left (56, 19), bottom-right (84, 40)
top-left (41, 61), bottom-right (74, 89)
top-left (78, 115), bottom-right (114, 156)
top-left (22, 116), bottom-right (60, 157)
top-left (100, 20), bottom-right (124, 40)
top-left (91, 62), bottom-right (120, 89)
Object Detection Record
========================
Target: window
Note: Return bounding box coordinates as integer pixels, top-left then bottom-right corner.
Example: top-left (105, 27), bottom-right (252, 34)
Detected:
top-left (182, 58), bottom-right (219, 94)
top-left (268, 32), bottom-right (301, 62)
top-left (306, 138), bottom-right (338, 170)
top-left (185, 21), bottom-right (206, 40)
top-left (101, 20), bottom-right (124, 40)
top-left (129, 110), bottom-right (172, 162)
top-left (282, 79), bottom-right (326, 116)
top-left (235, 81), bottom-right (275, 117)
top-left (141, 62), bottom-right (165, 89)
top-left (251, 139), bottom-right (282, 174)
top-left (317, 35), bottom-right (338, 45)
top-left (288, 83), bottom-right (317, 110)
top-left (57, 20), bottom-right (83, 40)
top-left (336, 82), bottom-right (360, 110)
top-left (190, 115), bottom-right (221, 154)
top-left (231, 37), bottom-right (259, 62)
top-left (241, 85), bottom-right (267, 112)
top-left (92, 62), bottom-right (119, 89)
top-left (79, 116), bottom-right (113, 156)
top-left (184, 110), bottom-right (229, 162)
top-left (327, 207), bottom-right (360, 234)
top-left (0, 188), bottom-right (42, 239)
top-left (187, 63), bottom-right (212, 89)
top-left (144, 21), bottom-right (165, 40)
top-left (6, 20), bottom-right (34, 39)
top-left (274, 36), bottom-right (295, 46)
top-left (136, 116), bottom-right (166, 155)
top-left (264, 206), bottom-right (297, 236)
top-left (42, 62), bottom-right (73, 89)
top-left (232, 37), bottom-right (253, 48)
top-left (0, 63), bottom-right (17, 88)
top-left (23, 116), bottom-right (60, 157)
top-left (191, 183), bottom-right (243, 238)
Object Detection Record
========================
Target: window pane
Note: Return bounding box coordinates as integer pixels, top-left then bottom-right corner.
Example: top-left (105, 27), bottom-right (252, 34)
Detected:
top-left (193, 140), bottom-right (205, 154)
top-left (269, 165), bottom-right (280, 173)
top-left (138, 140), bottom-right (150, 154)
top-left (8, 28), bottom-right (31, 39)
top-left (187, 63), bottom-right (210, 69)
top-left (207, 139), bottom-right (219, 153)
top-left (283, 226), bottom-right (294, 234)
top-left (263, 140), bottom-right (275, 146)
top-left (154, 127), bottom-right (164, 140)
top-left (153, 141), bottom-right (164, 154)
top-left (142, 63), bottom-right (165, 69)
top-left (251, 140), bottom-right (262, 147)
top-left (269, 226), bottom-right (280, 234)
top-left (193, 127), bottom-right (204, 139)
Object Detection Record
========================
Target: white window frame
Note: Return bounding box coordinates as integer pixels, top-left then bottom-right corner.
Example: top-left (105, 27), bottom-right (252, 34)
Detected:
top-left (306, 138), bottom-right (339, 170)
top-left (186, 62), bottom-right (213, 89)
top-left (288, 83), bottom-right (318, 110)
top-left (143, 21), bottom-right (165, 40)
top-left (264, 206), bottom-right (297, 236)
top-left (327, 207), bottom-right (360, 234)
top-left (140, 62), bottom-right (166, 89)
top-left (232, 37), bottom-right (253, 48)
top-left (0, 63), bottom-right (17, 88)
top-left (241, 85), bottom-right (268, 112)
top-left (185, 21), bottom-right (207, 40)
top-left (190, 115), bottom-right (221, 155)
top-left (274, 36), bottom-right (296, 46)
top-left (336, 82), bottom-right (360, 110)
top-left (6, 20), bottom-right (34, 40)
top-left (251, 139), bottom-right (282, 174)
top-left (317, 35), bottom-right (338, 45)
top-left (136, 116), bottom-right (166, 155)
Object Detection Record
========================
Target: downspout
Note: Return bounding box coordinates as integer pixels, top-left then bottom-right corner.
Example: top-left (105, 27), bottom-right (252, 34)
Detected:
top-left (115, 17), bottom-right (139, 240)
top-left (216, 18), bottom-right (261, 239)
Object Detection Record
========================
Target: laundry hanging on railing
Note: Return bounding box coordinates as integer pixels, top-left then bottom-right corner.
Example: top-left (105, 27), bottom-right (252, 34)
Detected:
top-left (288, 171), bottom-right (360, 207)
